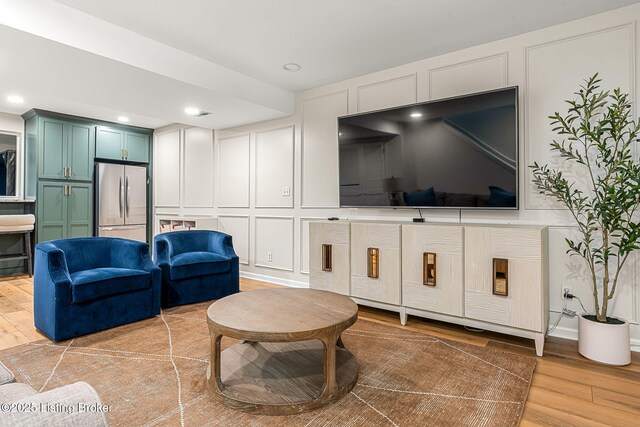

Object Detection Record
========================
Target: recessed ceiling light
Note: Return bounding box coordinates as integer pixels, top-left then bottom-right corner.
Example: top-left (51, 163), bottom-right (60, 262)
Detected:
top-left (410, 112), bottom-right (423, 118)
top-left (117, 116), bottom-right (130, 123)
top-left (7, 95), bottom-right (24, 104)
top-left (283, 63), bottom-right (301, 72)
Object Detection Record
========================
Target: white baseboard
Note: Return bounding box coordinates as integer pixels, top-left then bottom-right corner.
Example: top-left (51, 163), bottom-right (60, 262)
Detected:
top-left (549, 325), bottom-right (640, 352)
top-left (548, 326), bottom-right (578, 341)
top-left (240, 271), bottom-right (309, 289)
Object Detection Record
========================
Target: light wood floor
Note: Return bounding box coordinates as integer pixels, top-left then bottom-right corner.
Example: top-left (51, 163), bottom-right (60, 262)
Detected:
top-left (1, 274), bottom-right (639, 426)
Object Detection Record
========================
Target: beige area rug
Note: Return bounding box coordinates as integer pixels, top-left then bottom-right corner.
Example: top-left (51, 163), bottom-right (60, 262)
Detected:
top-left (0, 302), bottom-right (535, 426)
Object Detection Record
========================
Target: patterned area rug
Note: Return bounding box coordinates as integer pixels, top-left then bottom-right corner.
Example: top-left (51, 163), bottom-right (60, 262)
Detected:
top-left (0, 302), bottom-right (535, 426)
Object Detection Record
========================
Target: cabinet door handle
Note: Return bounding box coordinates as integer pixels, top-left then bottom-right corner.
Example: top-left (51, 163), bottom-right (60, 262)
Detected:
top-left (63, 166), bottom-right (67, 177)
top-left (322, 244), bottom-right (332, 272)
top-left (367, 247), bottom-right (379, 279)
top-left (63, 185), bottom-right (68, 197)
top-left (493, 258), bottom-right (509, 296)
top-left (125, 148), bottom-right (128, 159)
top-left (121, 148), bottom-right (125, 159)
top-left (68, 167), bottom-right (72, 178)
top-left (423, 252), bottom-right (436, 286)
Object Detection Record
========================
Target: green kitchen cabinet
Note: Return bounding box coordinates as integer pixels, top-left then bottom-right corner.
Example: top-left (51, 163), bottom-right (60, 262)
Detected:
top-left (96, 126), bottom-right (149, 163)
top-left (39, 118), bottom-right (94, 181)
top-left (23, 109), bottom-right (153, 244)
top-left (124, 132), bottom-right (150, 163)
top-left (37, 181), bottom-right (93, 241)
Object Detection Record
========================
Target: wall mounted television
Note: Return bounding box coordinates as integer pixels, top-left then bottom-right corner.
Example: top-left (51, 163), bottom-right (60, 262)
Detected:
top-left (338, 87), bottom-right (519, 209)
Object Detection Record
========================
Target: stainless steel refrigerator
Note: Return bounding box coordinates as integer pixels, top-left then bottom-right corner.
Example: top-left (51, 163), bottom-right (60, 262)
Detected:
top-left (96, 162), bottom-right (147, 242)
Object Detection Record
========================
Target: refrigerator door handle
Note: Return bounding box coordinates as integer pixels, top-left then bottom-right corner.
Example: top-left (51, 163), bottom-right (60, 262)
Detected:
top-left (119, 176), bottom-right (124, 218)
top-left (126, 175), bottom-right (131, 218)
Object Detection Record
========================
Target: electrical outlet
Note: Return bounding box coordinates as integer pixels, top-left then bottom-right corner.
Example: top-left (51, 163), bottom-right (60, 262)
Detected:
top-left (562, 286), bottom-right (573, 299)
top-left (282, 186), bottom-right (291, 196)
top-left (267, 251), bottom-right (273, 262)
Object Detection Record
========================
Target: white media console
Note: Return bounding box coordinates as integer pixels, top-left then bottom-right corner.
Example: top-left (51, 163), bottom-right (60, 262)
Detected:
top-left (309, 220), bottom-right (549, 356)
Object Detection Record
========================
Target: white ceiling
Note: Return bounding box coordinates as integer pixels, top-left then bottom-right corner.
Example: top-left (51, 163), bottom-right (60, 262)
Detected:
top-left (0, 0), bottom-right (638, 129)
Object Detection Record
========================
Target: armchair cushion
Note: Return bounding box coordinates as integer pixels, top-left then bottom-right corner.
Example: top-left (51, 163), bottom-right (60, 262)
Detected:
top-left (170, 252), bottom-right (231, 281)
top-left (0, 361), bottom-right (14, 385)
top-left (0, 383), bottom-right (37, 402)
top-left (71, 268), bottom-right (151, 304)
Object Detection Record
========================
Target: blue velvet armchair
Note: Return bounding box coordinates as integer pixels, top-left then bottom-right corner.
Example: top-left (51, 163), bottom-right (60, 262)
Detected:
top-left (34, 237), bottom-right (161, 342)
top-left (153, 230), bottom-right (239, 308)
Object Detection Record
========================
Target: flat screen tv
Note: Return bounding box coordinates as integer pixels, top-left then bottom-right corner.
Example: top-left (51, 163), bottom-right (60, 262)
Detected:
top-left (338, 87), bottom-right (518, 209)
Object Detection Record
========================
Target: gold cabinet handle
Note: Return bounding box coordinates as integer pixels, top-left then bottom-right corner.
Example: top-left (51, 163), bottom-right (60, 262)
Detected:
top-left (423, 252), bottom-right (436, 286)
top-left (493, 258), bottom-right (509, 296)
top-left (367, 247), bottom-right (379, 279)
top-left (322, 244), bottom-right (332, 272)
top-left (68, 167), bottom-right (72, 178)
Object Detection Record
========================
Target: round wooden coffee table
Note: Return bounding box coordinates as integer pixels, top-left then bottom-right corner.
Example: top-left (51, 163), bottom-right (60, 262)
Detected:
top-left (206, 288), bottom-right (358, 415)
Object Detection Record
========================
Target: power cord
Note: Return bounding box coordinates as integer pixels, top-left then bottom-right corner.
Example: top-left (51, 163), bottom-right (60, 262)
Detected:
top-left (547, 298), bottom-right (568, 336)
top-left (564, 291), bottom-right (587, 314)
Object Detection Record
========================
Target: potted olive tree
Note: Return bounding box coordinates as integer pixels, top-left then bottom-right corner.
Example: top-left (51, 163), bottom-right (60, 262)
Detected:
top-left (530, 74), bottom-right (640, 365)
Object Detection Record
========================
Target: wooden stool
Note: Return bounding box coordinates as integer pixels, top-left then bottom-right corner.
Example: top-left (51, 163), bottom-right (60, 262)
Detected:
top-left (0, 214), bottom-right (35, 277)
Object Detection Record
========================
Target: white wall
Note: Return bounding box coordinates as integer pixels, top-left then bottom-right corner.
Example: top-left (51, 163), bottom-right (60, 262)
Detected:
top-left (159, 4), bottom-right (640, 346)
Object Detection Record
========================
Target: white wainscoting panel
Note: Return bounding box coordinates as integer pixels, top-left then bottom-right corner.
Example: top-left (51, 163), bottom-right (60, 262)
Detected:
top-left (301, 91), bottom-right (348, 207)
top-left (525, 24), bottom-right (634, 209)
top-left (183, 127), bottom-right (214, 208)
top-left (217, 134), bottom-right (250, 207)
top-left (428, 53), bottom-right (508, 100)
top-left (255, 216), bottom-right (294, 271)
top-left (255, 126), bottom-right (294, 208)
top-left (217, 215), bottom-right (250, 265)
top-left (357, 74), bottom-right (417, 113)
top-left (154, 130), bottom-right (181, 207)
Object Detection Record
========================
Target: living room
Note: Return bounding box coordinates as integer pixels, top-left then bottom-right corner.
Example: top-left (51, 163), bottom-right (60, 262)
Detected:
top-left (1, 1), bottom-right (640, 426)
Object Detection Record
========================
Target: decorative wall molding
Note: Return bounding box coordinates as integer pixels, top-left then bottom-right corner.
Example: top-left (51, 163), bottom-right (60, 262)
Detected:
top-left (524, 22), bottom-right (636, 210)
top-left (428, 52), bottom-right (509, 100)
top-left (356, 73), bottom-right (417, 113)
top-left (254, 125), bottom-right (295, 208)
top-left (183, 127), bottom-right (214, 208)
top-left (300, 90), bottom-right (349, 208)
top-left (254, 215), bottom-right (294, 271)
top-left (217, 214), bottom-right (250, 265)
top-left (217, 133), bottom-right (251, 208)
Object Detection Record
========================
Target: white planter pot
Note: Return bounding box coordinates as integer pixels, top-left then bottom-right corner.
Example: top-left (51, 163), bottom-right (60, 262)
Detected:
top-left (578, 314), bottom-right (630, 366)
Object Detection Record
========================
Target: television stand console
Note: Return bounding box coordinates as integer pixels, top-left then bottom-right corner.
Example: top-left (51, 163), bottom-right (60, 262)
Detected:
top-left (309, 220), bottom-right (548, 356)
